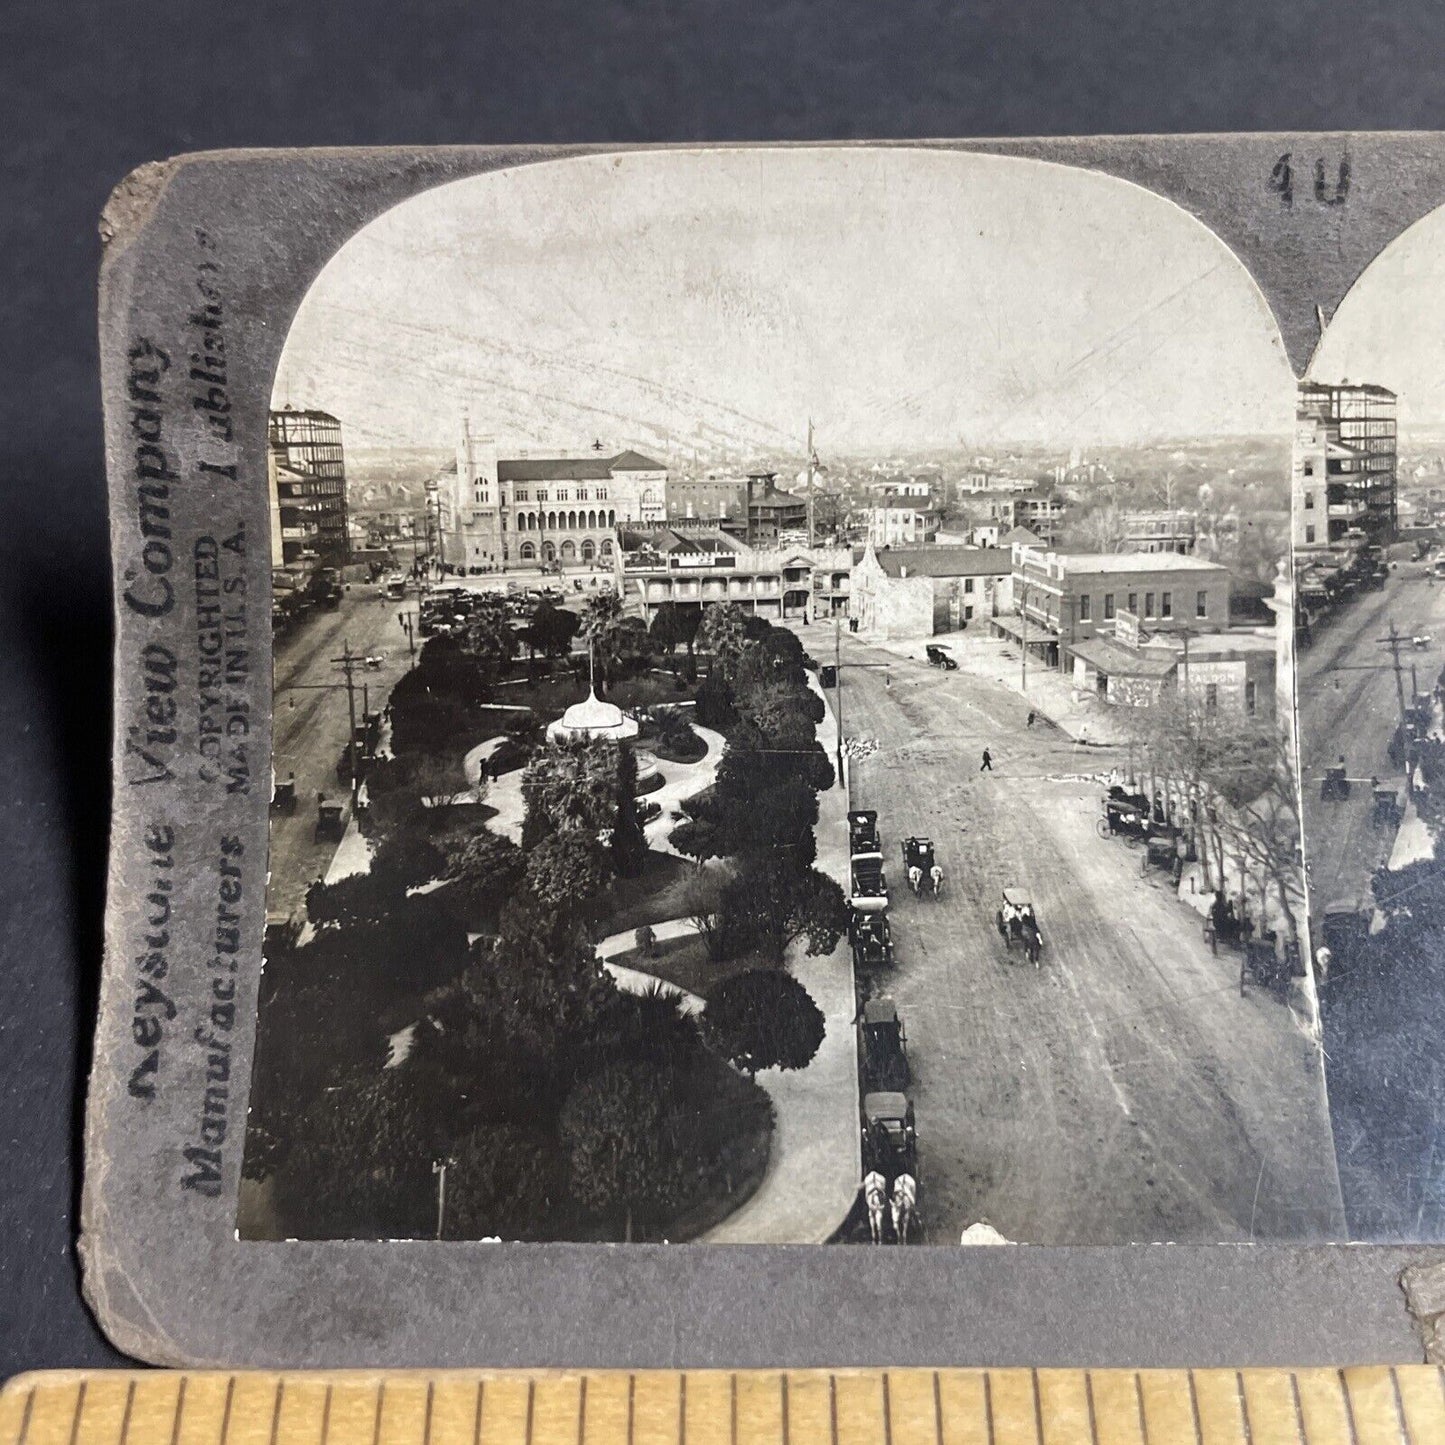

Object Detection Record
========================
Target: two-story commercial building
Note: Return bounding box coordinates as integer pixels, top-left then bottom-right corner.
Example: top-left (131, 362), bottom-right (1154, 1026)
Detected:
top-left (850, 543), bottom-right (1012, 639)
top-left (615, 521), bottom-right (850, 624)
top-left (866, 496), bottom-right (940, 548)
top-left (994, 544), bottom-right (1232, 671)
top-left (1121, 509), bottom-right (1199, 554)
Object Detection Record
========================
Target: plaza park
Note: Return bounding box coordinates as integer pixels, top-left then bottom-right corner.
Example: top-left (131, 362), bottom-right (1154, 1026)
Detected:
top-left (240, 596), bottom-right (846, 1243)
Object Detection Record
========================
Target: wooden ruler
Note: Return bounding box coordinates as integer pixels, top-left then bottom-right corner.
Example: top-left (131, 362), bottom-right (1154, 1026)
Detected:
top-left (2, 1368), bottom-right (1443, 1445)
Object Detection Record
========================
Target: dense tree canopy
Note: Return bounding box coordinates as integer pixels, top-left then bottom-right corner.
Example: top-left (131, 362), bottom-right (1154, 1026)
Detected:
top-left (704, 969), bottom-right (827, 1075)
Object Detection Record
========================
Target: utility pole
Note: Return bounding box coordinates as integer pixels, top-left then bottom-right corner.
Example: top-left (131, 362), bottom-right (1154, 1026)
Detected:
top-left (1020, 579), bottom-right (1029, 693)
top-left (1377, 620), bottom-right (1412, 759)
top-left (330, 640), bottom-right (363, 799)
top-left (834, 617), bottom-right (845, 777)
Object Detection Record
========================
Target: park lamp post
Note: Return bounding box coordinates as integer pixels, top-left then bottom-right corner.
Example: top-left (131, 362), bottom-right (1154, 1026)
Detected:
top-left (432, 1156), bottom-right (455, 1240)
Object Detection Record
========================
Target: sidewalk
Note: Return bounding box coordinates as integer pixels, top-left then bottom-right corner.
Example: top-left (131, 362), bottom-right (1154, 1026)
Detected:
top-left (703, 670), bottom-right (861, 1244)
top-left (638, 725), bottom-right (725, 857)
top-left (849, 626), bottom-right (1130, 745)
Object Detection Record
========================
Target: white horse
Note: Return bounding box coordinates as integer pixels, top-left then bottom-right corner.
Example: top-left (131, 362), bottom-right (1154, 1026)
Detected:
top-left (863, 1170), bottom-right (889, 1244)
top-left (907, 864), bottom-right (923, 898)
top-left (891, 1173), bottom-right (918, 1244)
top-left (929, 864), bottom-right (943, 899)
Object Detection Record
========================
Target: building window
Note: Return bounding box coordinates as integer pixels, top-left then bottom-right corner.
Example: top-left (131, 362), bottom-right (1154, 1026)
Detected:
top-left (1304, 490), bottom-right (1315, 509)
top-left (1144, 591), bottom-right (1155, 618)
top-left (1196, 589), bottom-right (1207, 619)
top-left (577, 488), bottom-right (589, 501)
top-left (1128, 591), bottom-right (1138, 615)
top-left (1245, 680), bottom-right (1257, 715)
top-left (536, 489), bottom-right (548, 503)
top-left (1103, 592), bottom-right (1115, 620)
top-left (1303, 460), bottom-right (1315, 477)
top-left (1305, 524), bottom-right (1316, 544)
top-left (1205, 684), bottom-right (1218, 712)
top-left (556, 489), bottom-right (569, 502)
top-left (515, 488), bottom-right (529, 502)
top-left (1161, 591), bottom-right (1172, 619)
top-left (964, 578), bottom-right (974, 594)
top-left (1079, 593), bottom-right (1092, 621)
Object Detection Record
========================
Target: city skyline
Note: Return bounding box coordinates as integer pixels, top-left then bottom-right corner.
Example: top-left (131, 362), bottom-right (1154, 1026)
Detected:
top-left (273, 148), bottom-right (1296, 458)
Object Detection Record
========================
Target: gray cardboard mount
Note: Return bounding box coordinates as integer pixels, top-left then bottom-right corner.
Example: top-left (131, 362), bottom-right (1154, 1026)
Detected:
top-left (85, 136), bottom-right (1445, 1368)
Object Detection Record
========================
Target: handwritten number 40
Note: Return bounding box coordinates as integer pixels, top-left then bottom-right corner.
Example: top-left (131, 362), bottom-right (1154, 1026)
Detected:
top-left (1270, 153), bottom-right (1350, 208)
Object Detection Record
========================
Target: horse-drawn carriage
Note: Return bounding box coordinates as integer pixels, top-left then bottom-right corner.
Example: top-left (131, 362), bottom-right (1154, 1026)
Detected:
top-left (848, 808), bottom-right (880, 853)
top-left (862, 1091), bottom-right (918, 1180)
top-left (860, 998), bottom-right (909, 1090)
top-left (901, 836), bottom-right (942, 898)
top-left (850, 910), bottom-right (893, 971)
top-left (924, 644), bottom-right (958, 671)
top-left (1240, 931), bottom-right (1293, 1000)
top-left (270, 770), bottom-right (297, 816)
top-left (1097, 786), bottom-right (1151, 845)
top-left (314, 793), bottom-right (346, 843)
top-left (1371, 787), bottom-right (1402, 830)
top-left (1320, 897), bottom-right (1371, 966)
top-left (996, 887), bottom-right (1043, 966)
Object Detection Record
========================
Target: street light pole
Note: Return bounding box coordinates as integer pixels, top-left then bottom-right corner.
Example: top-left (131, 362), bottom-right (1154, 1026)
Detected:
top-left (834, 617), bottom-right (845, 777)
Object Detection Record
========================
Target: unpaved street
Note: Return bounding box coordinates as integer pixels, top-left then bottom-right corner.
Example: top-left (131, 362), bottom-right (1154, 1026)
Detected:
top-left (839, 633), bottom-right (1345, 1245)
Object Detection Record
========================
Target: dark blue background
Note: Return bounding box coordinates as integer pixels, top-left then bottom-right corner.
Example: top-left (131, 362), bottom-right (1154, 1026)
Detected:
top-left (2, 0), bottom-right (1443, 1373)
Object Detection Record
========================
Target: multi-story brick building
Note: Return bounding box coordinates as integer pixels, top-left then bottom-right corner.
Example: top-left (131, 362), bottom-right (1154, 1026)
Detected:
top-left (1292, 381), bottom-right (1397, 552)
top-left (268, 407), bottom-right (351, 568)
top-left (996, 544), bottom-right (1231, 670)
top-left (1122, 509), bottom-right (1198, 555)
top-left (433, 422), bottom-right (667, 571)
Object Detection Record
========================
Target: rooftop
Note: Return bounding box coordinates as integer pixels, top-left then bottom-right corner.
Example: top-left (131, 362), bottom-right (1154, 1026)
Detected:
top-left (874, 546), bottom-right (1011, 579)
top-left (1021, 550), bottom-right (1229, 576)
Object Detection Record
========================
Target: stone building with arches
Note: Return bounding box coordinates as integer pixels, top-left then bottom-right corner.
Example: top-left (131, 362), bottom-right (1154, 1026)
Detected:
top-left (432, 420), bottom-right (668, 572)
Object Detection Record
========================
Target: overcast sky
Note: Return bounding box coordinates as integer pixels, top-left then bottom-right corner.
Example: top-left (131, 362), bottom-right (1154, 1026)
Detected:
top-left (1311, 201), bottom-right (1445, 434)
top-left (273, 147), bottom-right (1296, 459)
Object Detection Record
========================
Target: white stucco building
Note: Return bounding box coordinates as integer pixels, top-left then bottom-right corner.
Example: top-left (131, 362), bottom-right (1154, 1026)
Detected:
top-left (431, 421), bottom-right (668, 571)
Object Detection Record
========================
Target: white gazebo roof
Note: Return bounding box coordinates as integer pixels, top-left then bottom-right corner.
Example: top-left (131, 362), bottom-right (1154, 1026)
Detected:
top-left (545, 689), bottom-right (640, 743)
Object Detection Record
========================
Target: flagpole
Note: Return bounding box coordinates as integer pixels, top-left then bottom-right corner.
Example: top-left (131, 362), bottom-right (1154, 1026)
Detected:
top-left (807, 417), bottom-right (816, 549)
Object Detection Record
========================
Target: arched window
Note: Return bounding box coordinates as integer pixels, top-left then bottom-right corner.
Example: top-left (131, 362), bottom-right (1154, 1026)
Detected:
top-left (542, 541), bottom-right (556, 562)
top-left (581, 539), bottom-right (596, 562)
top-left (568, 510), bottom-right (578, 530)
top-left (547, 511), bottom-right (557, 530)
top-left (587, 509), bottom-right (597, 529)
top-left (561, 539), bottom-right (577, 561)
top-left (600, 538), bottom-right (614, 558)
top-left (520, 541), bottom-right (536, 561)
top-left (607, 509), bottom-right (615, 526)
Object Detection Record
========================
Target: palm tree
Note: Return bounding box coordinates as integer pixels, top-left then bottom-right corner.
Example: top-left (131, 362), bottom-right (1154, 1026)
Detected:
top-left (580, 590), bottom-right (628, 693)
top-left (700, 602), bottom-right (748, 678)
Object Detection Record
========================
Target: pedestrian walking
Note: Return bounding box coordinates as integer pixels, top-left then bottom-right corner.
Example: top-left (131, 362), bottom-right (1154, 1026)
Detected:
top-left (1026, 711), bottom-right (1036, 727)
top-left (980, 748), bottom-right (993, 772)
top-left (885, 669), bottom-right (892, 691)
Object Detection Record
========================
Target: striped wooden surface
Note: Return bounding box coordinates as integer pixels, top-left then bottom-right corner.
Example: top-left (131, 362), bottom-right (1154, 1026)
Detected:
top-left (2, 1368), bottom-right (1442, 1445)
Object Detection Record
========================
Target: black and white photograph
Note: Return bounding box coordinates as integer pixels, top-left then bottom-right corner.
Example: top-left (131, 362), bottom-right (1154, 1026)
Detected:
top-left (239, 147), bottom-right (1342, 1247)
top-left (1294, 205), bottom-right (1445, 1244)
